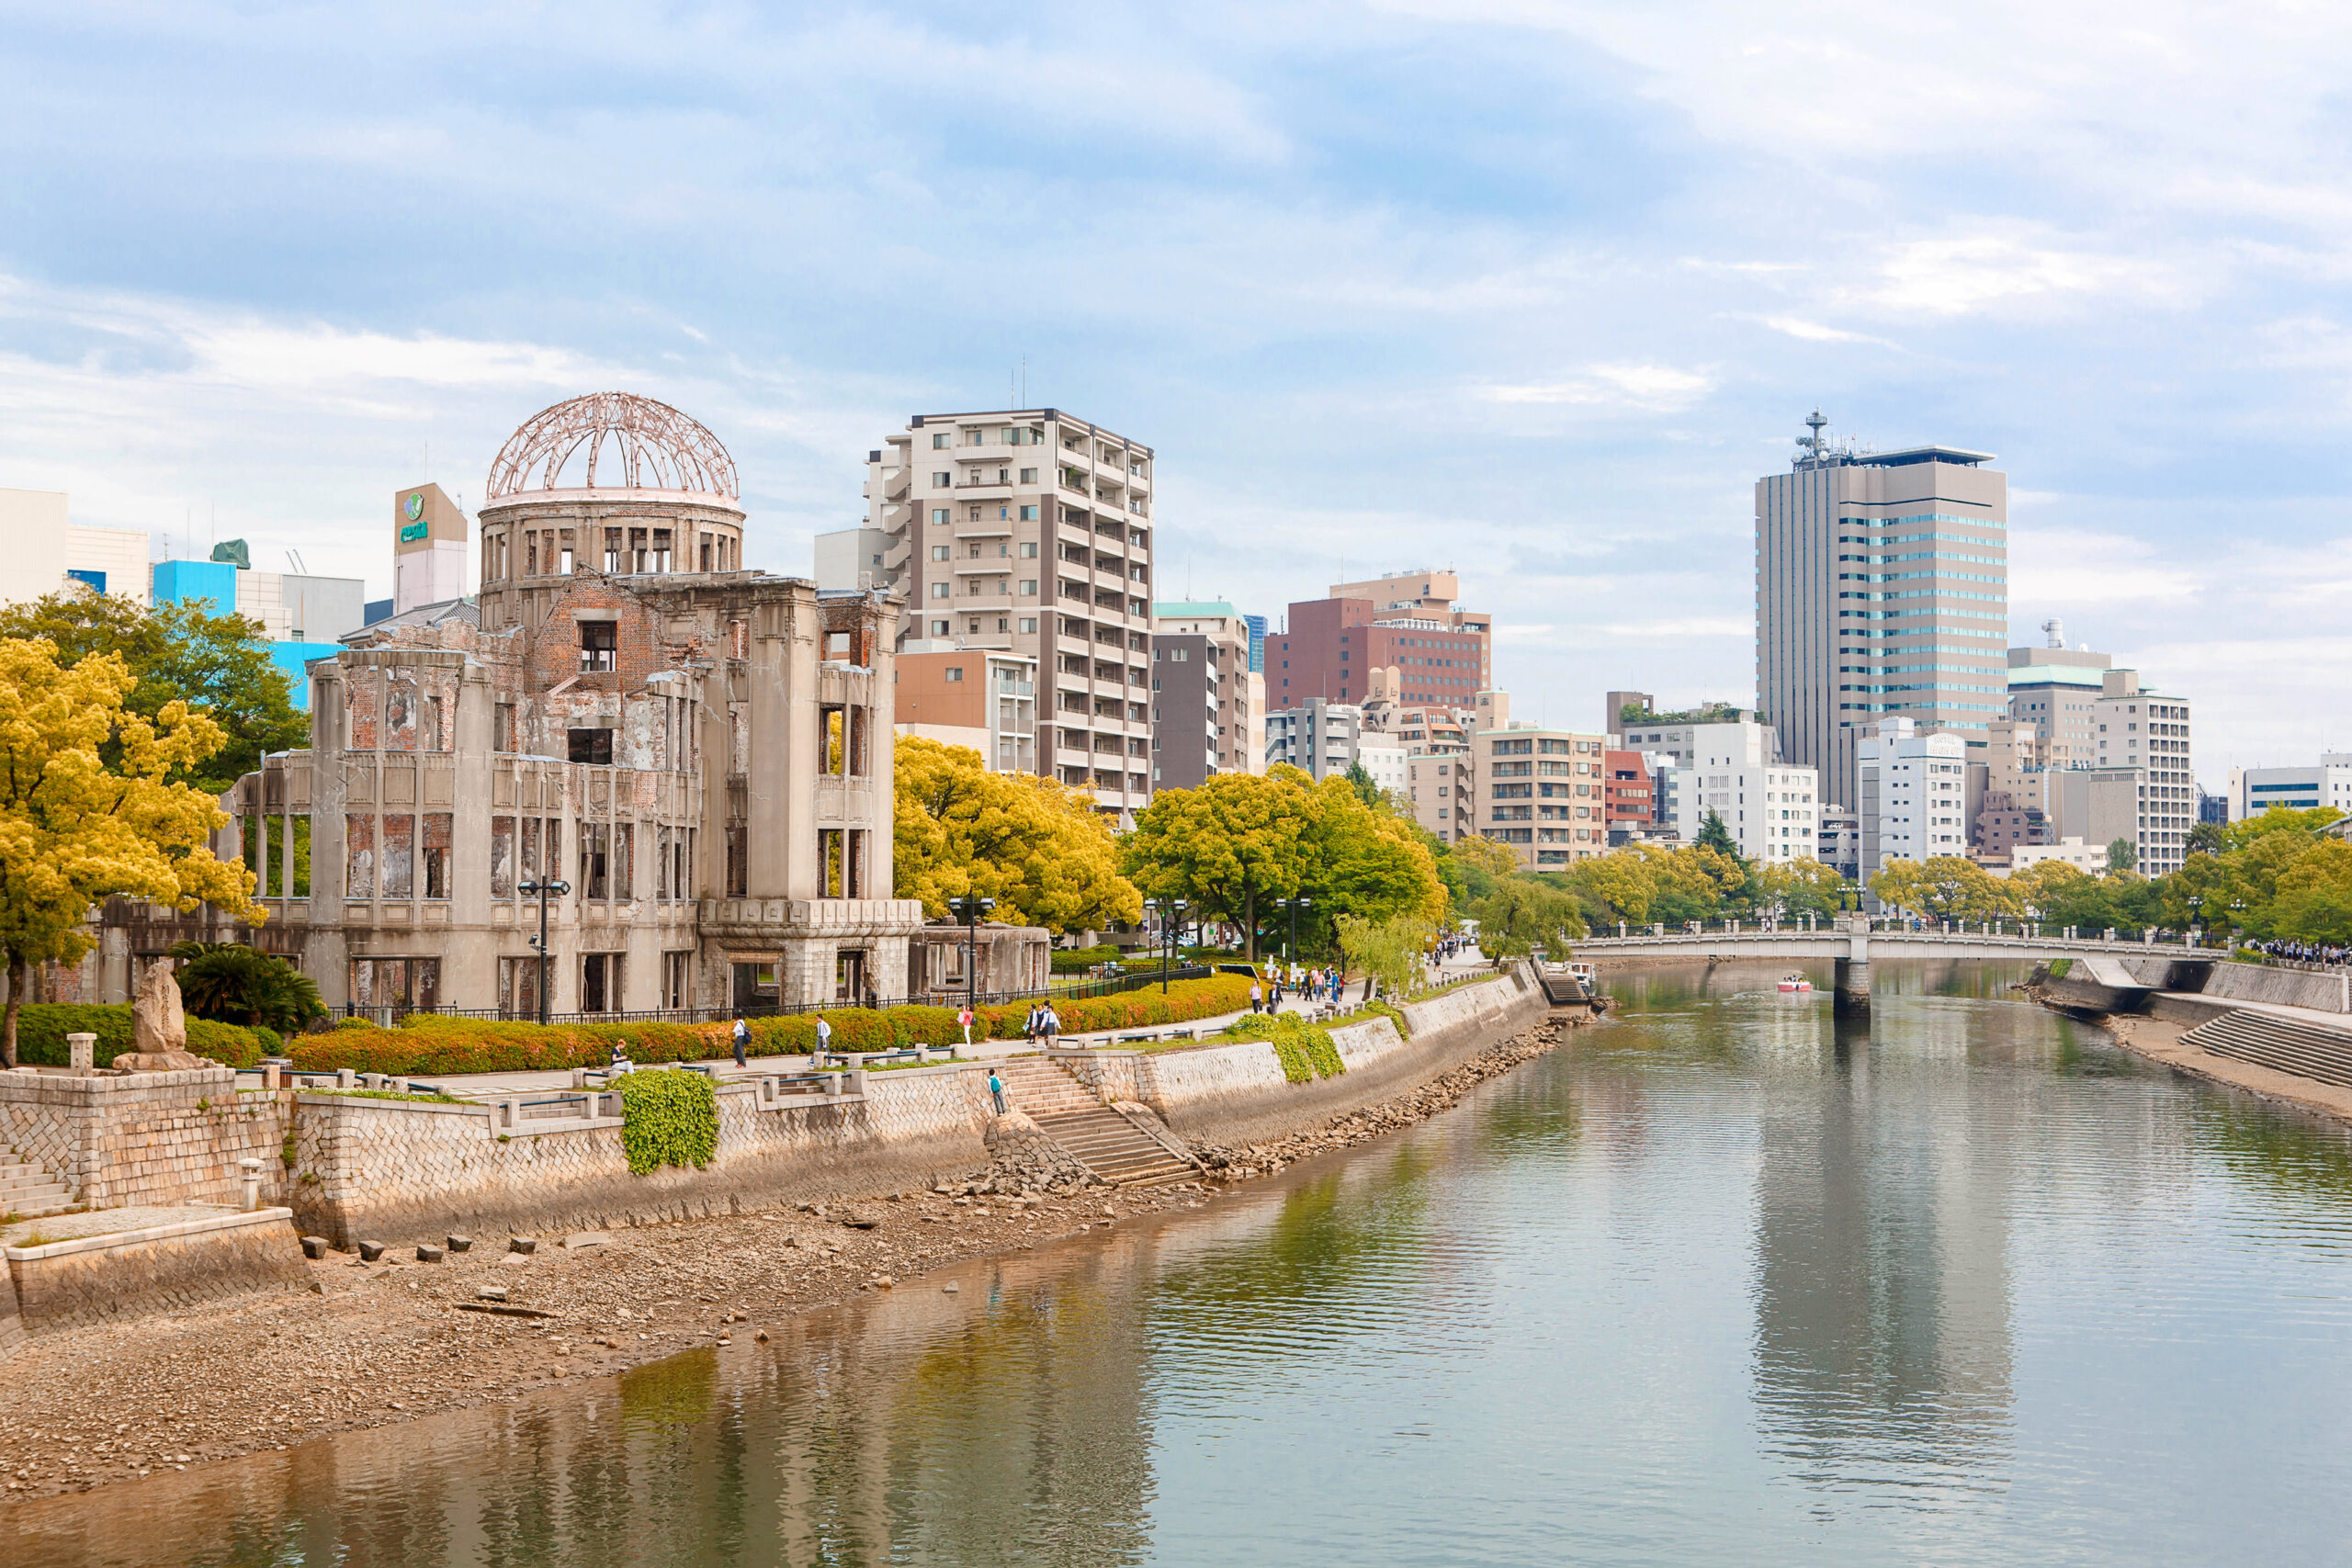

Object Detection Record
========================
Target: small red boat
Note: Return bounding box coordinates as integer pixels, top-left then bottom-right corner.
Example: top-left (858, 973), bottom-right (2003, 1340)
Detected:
top-left (1776, 975), bottom-right (1814, 993)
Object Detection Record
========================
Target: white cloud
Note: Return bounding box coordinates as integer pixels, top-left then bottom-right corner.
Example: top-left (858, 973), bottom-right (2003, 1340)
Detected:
top-left (1484, 363), bottom-right (1713, 412)
top-left (1868, 231), bottom-right (2188, 318)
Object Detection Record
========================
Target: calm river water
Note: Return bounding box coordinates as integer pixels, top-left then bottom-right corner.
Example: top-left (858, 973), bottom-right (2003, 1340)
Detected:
top-left (17, 962), bottom-right (2352, 1566)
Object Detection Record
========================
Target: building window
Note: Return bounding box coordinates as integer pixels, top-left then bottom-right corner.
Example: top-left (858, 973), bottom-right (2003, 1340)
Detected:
top-left (662, 951), bottom-right (691, 1010)
top-left (1021, 580), bottom-right (1037, 595)
top-left (581, 953), bottom-right (623, 1014)
top-left (422, 812), bottom-right (452, 899)
top-left (569, 728), bottom-right (614, 764)
top-left (580, 619), bottom-right (616, 672)
top-left (1019, 504), bottom-right (1038, 520)
top-left (945, 666), bottom-right (965, 682)
top-left (932, 582), bottom-right (950, 599)
top-left (1020, 617), bottom-right (1038, 633)
top-left (932, 545), bottom-right (950, 560)
top-left (932, 619), bottom-right (951, 636)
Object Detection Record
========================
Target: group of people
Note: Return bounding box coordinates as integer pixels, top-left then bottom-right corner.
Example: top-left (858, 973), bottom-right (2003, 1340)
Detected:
top-left (2249, 938), bottom-right (2352, 968)
top-left (1021, 1001), bottom-right (1063, 1045)
top-left (1247, 964), bottom-right (1352, 1013)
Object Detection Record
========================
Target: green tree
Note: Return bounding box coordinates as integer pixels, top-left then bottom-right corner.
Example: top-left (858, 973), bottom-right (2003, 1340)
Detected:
top-left (167, 941), bottom-right (325, 1032)
top-left (1469, 879), bottom-right (1586, 962)
top-left (1342, 760), bottom-right (1382, 810)
top-left (1335, 911), bottom-right (1434, 995)
top-left (2107, 836), bottom-right (2138, 874)
top-left (1122, 770), bottom-right (1312, 958)
top-left (2186, 819), bottom-right (2227, 857)
top-left (1695, 809), bottom-right (1739, 858)
top-left (0, 640), bottom-right (257, 1066)
top-left (0, 590), bottom-right (309, 794)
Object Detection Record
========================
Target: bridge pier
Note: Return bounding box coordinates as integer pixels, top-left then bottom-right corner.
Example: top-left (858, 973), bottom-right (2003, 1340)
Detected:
top-left (1833, 915), bottom-right (1871, 1018)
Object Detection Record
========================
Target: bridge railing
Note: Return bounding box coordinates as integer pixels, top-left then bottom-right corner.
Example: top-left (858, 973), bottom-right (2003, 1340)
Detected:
top-left (1576, 918), bottom-right (2230, 951)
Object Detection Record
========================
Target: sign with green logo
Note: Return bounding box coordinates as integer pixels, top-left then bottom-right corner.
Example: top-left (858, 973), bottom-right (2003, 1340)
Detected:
top-left (405, 491), bottom-right (424, 522)
top-left (400, 521), bottom-right (428, 543)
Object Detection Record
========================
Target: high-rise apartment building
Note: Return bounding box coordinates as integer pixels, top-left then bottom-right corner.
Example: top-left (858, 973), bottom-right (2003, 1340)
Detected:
top-left (1269, 570), bottom-right (1491, 711)
top-left (2087, 670), bottom-right (2195, 876)
top-left (1151, 601), bottom-right (1265, 788)
top-left (1265, 697), bottom-right (1365, 782)
top-left (855, 410), bottom-right (1155, 820)
top-left (1756, 412), bottom-right (2008, 807)
top-left (1473, 726), bottom-right (1611, 870)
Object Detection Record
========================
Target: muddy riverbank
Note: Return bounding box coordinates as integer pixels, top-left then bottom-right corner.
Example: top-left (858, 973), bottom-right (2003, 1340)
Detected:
top-left (0, 1015), bottom-right (1579, 1506)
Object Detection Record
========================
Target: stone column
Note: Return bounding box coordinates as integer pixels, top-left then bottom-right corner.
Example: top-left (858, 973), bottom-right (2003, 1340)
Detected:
top-left (1833, 912), bottom-right (1871, 1019)
top-left (66, 1032), bottom-right (95, 1073)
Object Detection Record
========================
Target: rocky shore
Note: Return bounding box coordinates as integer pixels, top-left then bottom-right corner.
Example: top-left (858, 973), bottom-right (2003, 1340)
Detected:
top-left (0, 1014), bottom-right (1580, 1506)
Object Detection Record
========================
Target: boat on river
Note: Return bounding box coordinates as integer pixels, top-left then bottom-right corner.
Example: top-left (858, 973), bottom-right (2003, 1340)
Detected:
top-left (1776, 975), bottom-right (1814, 993)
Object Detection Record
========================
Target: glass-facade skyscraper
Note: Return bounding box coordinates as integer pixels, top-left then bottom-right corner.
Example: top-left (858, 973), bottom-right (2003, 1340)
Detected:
top-left (1755, 413), bottom-right (2008, 808)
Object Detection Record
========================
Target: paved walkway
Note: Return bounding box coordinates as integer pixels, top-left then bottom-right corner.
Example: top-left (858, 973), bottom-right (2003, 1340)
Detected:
top-left (330, 955), bottom-right (1499, 1102)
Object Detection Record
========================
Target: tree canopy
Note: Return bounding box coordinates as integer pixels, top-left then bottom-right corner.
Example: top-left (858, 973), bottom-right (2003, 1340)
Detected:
top-left (0, 590), bottom-right (309, 794)
top-left (1470, 879), bottom-right (1586, 962)
top-left (1122, 764), bottom-right (1446, 957)
top-left (0, 639), bottom-right (257, 1065)
top-left (892, 735), bottom-right (1141, 934)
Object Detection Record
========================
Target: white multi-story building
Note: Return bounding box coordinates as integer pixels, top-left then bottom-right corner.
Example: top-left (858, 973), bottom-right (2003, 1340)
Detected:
top-left (1357, 735), bottom-right (1408, 799)
top-left (1859, 716), bottom-right (1970, 876)
top-left (1409, 751), bottom-right (1476, 843)
top-left (1626, 710), bottom-right (1820, 863)
top-left (2230, 756), bottom-right (2352, 821)
top-left (1266, 697), bottom-right (1363, 782)
top-left (847, 409), bottom-right (1155, 821)
top-left (2087, 670), bottom-right (2194, 877)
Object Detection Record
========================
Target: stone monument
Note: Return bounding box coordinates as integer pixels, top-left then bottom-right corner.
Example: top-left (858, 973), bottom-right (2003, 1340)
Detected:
top-left (112, 964), bottom-right (212, 1072)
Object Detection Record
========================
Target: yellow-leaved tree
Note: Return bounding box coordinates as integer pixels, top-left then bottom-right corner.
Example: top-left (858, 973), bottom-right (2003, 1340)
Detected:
top-left (892, 735), bottom-right (1141, 933)
top-left (0, 640), bottom-right (257, 1066)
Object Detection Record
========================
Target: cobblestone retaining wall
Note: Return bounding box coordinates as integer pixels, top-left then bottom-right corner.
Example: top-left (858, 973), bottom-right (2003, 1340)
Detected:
top-left (0, 1069), bottom-right (290, 1210)
top-left (1139, 966), bottom-right (1546, 1147)
top-left (291, 1068), bottom-right (994, 1247)
top-left (4, 1209), bottom-right (310, 1335)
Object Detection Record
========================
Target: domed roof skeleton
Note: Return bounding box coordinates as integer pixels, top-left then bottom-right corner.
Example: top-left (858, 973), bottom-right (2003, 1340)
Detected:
top-left (485, 391), bottom-right (741, 502)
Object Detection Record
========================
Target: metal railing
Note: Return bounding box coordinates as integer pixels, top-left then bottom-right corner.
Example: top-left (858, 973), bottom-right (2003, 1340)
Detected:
top-left (342, 964), bottom-right (1216, 1028)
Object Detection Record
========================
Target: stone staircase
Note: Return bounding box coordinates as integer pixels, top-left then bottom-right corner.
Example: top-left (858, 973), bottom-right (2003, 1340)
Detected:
top-left (0, 1152), bottom-right (74, 1219)
top-left (2180, 1010), bottom-right (2352, 1089)
top-left (992, 1058), bottom-right (1196, 1188)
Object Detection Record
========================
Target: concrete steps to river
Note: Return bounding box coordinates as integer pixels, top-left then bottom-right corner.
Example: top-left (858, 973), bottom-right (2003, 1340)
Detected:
top-left (992, 1059), bottom-right (1196, 1188)
top-left (0, 1153), bottom-right (75, 1219)
top-left (2179, 1010), bottom-right (2352, 1089)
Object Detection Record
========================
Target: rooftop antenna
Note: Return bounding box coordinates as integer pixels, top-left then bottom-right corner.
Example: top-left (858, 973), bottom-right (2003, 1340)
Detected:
top-left (2042, 616), bottom-right (2065, 649)
top-left (1798, 409), bottom-right (1829, 465)
top-left (287, 548), bottom-right (308, 574)
top-left (1020, 355), bottom-right (1026, 408)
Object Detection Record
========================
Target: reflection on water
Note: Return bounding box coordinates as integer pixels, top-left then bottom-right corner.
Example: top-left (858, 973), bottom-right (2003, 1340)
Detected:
top-left (17, 963), bottom-right (2352, 1567)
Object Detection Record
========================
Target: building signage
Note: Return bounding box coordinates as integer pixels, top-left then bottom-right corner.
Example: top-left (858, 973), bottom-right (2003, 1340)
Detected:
top-left (405, 491), bottom-right (425, 522)
top-left (400, 521), bottom-right (428, 543)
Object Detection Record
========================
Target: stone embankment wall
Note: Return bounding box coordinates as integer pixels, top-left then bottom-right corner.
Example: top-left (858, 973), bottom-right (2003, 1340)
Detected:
top-left (1065, 966), bottom-right (1549, 1148)
top-left (5, 1210), bottom-right (309, 1336)
top-left (0, 1067), bottom-right (289, 1212)
top-left (292, 1069), bottom-right (994, 1248)
top-left (2099, 955), bottom-right (2352, 1015)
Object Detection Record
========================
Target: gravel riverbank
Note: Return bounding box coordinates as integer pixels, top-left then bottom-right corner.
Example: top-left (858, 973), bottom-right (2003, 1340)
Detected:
top-left (0, 1015), bottom-right (1578, 1506)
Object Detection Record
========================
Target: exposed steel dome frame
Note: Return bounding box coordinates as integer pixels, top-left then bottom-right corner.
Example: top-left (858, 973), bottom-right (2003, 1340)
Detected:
top-left (485, 391), bottom-right (740, 502)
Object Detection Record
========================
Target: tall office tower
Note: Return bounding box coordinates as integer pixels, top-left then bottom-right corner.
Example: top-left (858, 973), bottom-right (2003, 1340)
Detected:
top-left (1755, 412), bottom-right (2008, 808)
top-left (1268, 569), bottom-right (1492, 710)
top-left (859, 410), bottom-right (1156, 823)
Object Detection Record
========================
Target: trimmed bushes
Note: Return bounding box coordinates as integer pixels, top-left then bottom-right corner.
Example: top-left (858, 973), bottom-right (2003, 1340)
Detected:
top-left (6, 1004), bottom-right (270, 1068)
top-left (260, 975), bottom-right (1262, 1079)
top-left (616, 1070), bottom-right (718, 1174)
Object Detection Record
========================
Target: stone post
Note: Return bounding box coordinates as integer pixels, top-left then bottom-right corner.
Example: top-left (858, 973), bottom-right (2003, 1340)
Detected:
top-left (66, 1032), bottom-right (96, 1073)
top-left (239, 1156), bottom-right (264, 1213)
top-left (1833, 911), bottom-right (1871, 1020)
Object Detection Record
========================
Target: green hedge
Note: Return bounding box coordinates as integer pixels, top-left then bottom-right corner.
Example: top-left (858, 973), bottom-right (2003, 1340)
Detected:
top-left (616, 1070), bottom-right (718, 1174)
top-left (1049, 944), bottom-right (1125, 974)
top-left (260, 975), bottom-right (1262, 1079)
top-left (6, 1004), bottom-right (270, 1068)
top-left (1217, 1012), bottom-right (1345, 1084)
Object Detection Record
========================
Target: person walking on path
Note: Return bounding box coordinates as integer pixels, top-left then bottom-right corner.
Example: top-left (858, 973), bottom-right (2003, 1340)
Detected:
top-left (814, 1014), bottom-right (833, 1062)
top-left (731, 1016), bottom-right (750, 1068)
top-left (988, 1068), bottom-right (1008, 1115)
top-left (958, 1005), bottom-right (976, 1049)
top-left (1250, 979), bottom-right (1264, 1014)
top-left (1042, 1005), bottom-right (1061, 1046)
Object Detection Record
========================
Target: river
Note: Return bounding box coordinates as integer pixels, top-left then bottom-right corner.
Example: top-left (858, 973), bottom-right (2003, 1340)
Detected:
top-left (15, 961), bottom-right (2352, 1566)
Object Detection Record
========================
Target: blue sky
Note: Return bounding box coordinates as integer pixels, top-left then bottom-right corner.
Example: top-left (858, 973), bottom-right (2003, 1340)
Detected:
top-left (5, 1), bottom-right (2351, 786)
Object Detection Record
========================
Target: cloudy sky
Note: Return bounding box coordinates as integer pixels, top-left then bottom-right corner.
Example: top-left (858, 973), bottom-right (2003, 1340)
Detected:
top-left (6, 1), bottom-right (2350, 786)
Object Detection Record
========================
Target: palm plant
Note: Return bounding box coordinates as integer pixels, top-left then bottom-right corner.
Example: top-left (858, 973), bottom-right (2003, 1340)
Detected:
top-left (166, 942), bottom-right (326, 1032)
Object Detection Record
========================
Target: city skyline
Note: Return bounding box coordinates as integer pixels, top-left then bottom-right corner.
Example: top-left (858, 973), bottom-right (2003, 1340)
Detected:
top-left (7, 5), bottom-right (2352, 786)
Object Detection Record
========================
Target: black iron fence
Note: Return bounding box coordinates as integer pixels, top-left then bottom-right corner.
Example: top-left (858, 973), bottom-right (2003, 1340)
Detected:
top-left (341, 964), bottom-right (1219, 1028)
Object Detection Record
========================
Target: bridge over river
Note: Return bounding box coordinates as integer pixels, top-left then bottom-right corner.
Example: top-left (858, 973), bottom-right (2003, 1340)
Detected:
top-left (1558, 917), bottom-right (2209, 1014)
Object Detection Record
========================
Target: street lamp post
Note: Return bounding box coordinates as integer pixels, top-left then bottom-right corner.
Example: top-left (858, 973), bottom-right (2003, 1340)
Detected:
top-left (519, 876), bottom-right (571, 1026)
top-left (2186, 893), bottom-right (2204, 949)
top-left (1283, 895), bottom-right (1313, 965)
top-left (2231, 897), bottom-right (2247, 952)
top-left (948, 895), bottom-right (997, 1021)
top-left (1148, 896), bottom-right (1189, 994)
